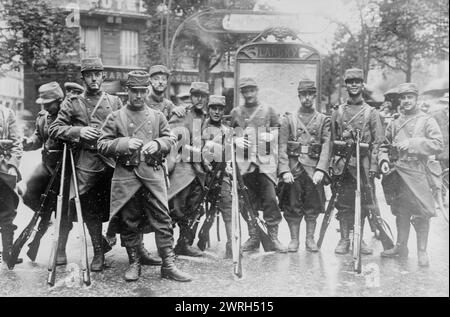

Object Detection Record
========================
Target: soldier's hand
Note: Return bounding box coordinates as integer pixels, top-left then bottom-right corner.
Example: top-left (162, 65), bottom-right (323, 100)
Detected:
top-left (128, 138), bottom-right (143, 151)
top-left (172, 105), bottom-right (186, 117)
top-left (142, 141), bottom-right (159, 155)
top-left (396, 140), bottom-right (409, 151)
top-left (313, 170), bottom-right (324, 185)
top-left (80, 127), bottom-right (101, 141)
top-left (380, 160), bottom-right (390, 175)
top-left (235, 137), bottom-right (251, 149)
top-left (282, 172), bottom-right (295, 184)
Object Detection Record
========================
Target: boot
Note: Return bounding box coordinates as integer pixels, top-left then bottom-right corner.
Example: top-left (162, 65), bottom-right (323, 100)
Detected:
top-left (242, 222), bottom-right (260, 252)
top-left (124, 246), bottom-right (141, 281)
top-left (159, 247), bottom-right (192, 282)
top-left (267, 224), bottom-right (288, 253)
top-left (174, 226), bottom-right (203, 257)
top-left (138, 236), bottom-right (162, 266)
top-left (414, 218), bottom-right (430, 267)
top-left (1, 228), bottom-right (14, 269)
top-left (335, 218), bottom-right (351, 254)
top-left (224, 220), bottom-right (232, 259)
top-left (305, 219), bottom-right (319, 252)
top-left (86, 221), bottom-right (104, 272)
top-left (381, 215), bottom-right (410, 258)
top-left (287, 220), bottom-right (301, 252)
top-left (56, 226), bottom-right (70, 266)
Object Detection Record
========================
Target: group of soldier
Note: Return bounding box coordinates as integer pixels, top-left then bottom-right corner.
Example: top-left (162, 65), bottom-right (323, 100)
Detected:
top-left (0, 55), bottom-right (446, 284)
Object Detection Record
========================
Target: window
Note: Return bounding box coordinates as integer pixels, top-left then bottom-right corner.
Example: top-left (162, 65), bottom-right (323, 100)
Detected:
top-left (81, 27), bottom-right (101, 58)
top-left (120, 30), bottom-right (139, 66)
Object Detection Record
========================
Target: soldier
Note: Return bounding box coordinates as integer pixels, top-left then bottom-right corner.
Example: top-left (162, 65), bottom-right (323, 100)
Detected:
top-left (167, 82), bottom-right (210, 257)
top-left (230, 77), bottom-right (286, 253)
top-left (330, 68), bottom-right (384, 255)
top-left (49, 57), bottom-right (122, 272)
top-left (379, 83), bottom-right (443, 266)
top-left (0, 102), bottom-right (23, 268)
top-left (146, 65), bottom-right (185, 120)
top-left (202, 95), bottom-right (233, 258)
top-left (21, 82), bottom-right (68, 264)
top-left (431, 93), bottom-right (449, 169)
top-left (98, 70), bottom-right (191, 282)
top-left (278, 80), bottom-right (331, 252)
top-left (64, 82), bottom-right (84, 99)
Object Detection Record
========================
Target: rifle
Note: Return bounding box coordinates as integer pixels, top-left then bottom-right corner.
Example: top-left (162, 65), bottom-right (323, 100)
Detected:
top-left (233, 151), bottom-right (273, 252)
top-left (197, 134), bottom-right (227, 251)
top-left (317, 140), bottom-right (356, 248)
top-left (230, 136), bottom-right (242, 278)
top-left (185, 156), bottom-right (226, 246)
top-left (48, 144), bottom-right (91, 286)
top-left (353, 129), bottom-right (362, 273)
top-left (367, 178), bottom-right (395, 250)
top-left (9, 159), bottom-right (62, 267)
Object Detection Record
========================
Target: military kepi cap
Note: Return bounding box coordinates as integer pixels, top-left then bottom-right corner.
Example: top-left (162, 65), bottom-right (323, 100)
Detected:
top-left (149, 65), bottom-right (170, 77)
top-left (344, 68), bottom-right (364, 82)
top-left (36, 81), bottom-right (64, 104)
top-left (398, 82), bottom-right (419, 95)
top-left (81, 57), bottom-right (104, 73)
top-left (126, 70), bottom-right (150, 89)
top-left (190, 82), bottom-right (209, 95)
top-left (298, 80), bottom-right (317, 92)
top-left (208, 95), bottom-right (226, 107)
top-left (239, 77), bottom-right (258, 89)
top-left (64, 82), bottom-right (84, 92)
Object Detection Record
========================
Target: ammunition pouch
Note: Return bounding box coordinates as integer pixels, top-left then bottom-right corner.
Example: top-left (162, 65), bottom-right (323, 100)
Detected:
top-left (144, 152), bottom-right (165, 169)
top-left (333, 140), bottom-right (369, 157)
top-left (80, 140), bottom-right (98, 151)
top-left (287, 141), bottom-right (322, 159)
top-left (388, 146), bottom-right (399, 162)
top-left (42, 149), bottom-right (62, 166)
top-left (117, 149), bottom-right (140, 169)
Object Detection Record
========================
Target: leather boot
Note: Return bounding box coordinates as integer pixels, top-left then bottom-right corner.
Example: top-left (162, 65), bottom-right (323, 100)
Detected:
top-left (267, 224), bottom-right (288, 253)
top-left (124, 246), bottom-right (141, 281)
top-left (305, 219), bottom-right (319, 252)
top-left (174, 225), bottom-right (203, 257)
top-left (413, 218), bottom-right (430, 267)
top-left (159, 247), bottom-right (192, 282)
top-left (138, 235), bottom-right (162, 266)
top-left (224, 220), bottom-right (232, 259)
top-left (287, 219), bottom-right (301, 252)
top-left (56, 226), bottom-right (70, 266)
top-left (1, 227), bottom-right (14, 269)
top-left (242, 221), bottom-right (260, 252)
top-left (381, 215), bottom-right (410, 258)
top-left (335, 218), bottom-right (351, 254)
top-left (86, 220), bottom-right (104, 272)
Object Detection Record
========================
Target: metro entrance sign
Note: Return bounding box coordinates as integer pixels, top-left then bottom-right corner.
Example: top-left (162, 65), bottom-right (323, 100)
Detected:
top-left (194, 10), bottom-right (302, 34)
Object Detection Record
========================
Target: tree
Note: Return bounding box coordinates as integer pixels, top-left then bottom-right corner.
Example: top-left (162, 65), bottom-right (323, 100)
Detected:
top-left (0, 0), bottom-right (79, 74)
top-left (370, 0), bottom-right (449, 81)
top-left (142, 0), bottom-right (256, 83)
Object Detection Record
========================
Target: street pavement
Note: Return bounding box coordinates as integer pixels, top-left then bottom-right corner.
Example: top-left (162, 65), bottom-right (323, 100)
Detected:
top-left (0, 150), bottom-right (448, 297)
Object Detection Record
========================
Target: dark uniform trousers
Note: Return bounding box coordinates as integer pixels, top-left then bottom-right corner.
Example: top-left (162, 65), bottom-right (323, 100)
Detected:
top-left (242, 167), bottom-right (282, 226)
top-left (335, 169), bottom-right (371, 222)
top-left (170, 178), bottom-right (204, 240)
top-left (119, 186), bottom-right (173, 249)
top-left (218, 177), bottom-right (232, 223)
top-left (0, 182), bottom-right (17, 230)
top-left (283, 170), bottom-right (323, 223)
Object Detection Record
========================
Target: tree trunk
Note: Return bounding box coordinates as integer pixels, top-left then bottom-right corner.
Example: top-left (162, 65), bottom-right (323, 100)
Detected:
top-left (198, 49), bottom-right (211, 84)
top-left (406, 44), bottom-right (413, 82)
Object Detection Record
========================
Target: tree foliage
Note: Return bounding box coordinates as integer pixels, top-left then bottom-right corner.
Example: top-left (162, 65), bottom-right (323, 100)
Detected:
top-left (0, 0), bottom-right (79, 74)
top-left (370, 0), bottom-right (449, 81)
